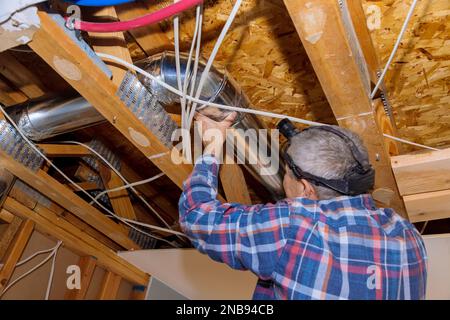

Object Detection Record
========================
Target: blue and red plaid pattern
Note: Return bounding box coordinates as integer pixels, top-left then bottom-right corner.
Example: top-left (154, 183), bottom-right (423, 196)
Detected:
top-left (179, 155), bottom-right (427, 300)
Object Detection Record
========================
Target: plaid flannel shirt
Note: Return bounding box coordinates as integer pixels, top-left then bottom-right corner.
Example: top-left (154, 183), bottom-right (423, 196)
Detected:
top-left (179, 155), bottom-right (427, 300)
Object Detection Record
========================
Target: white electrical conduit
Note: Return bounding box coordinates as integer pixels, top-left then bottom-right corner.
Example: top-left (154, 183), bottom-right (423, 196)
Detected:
top-left (0, 104), bottom-right (188, 247)
top-left (370, 0), bottom-right (419, 99)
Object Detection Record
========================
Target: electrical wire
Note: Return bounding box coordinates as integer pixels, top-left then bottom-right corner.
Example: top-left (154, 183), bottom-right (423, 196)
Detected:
top-left (370, 0), bottom-right (419, 99)
top-left (16, 247), bottom-right (55, 267)
top-left (71, 0), bottom-right (204, 32)
top-left (52, 141), bottom-right (186, 245)
top-left (0, 105), bottom-right (187, 246)
top-left (56, 141), bottom-right (173, 231)
top-left (382, 134), bottom-right (440, 151)
top-left (0, 241), bottom-right (62, 298)
top-left (186, 0), bottom-right (243, 128)
top-left (92, 172), bottom-right (165, 202)
top-left (96, 52), bottom-right (444, 153)
top-left (45, 241), bottom-right (62, 300)
top-left (97, 52), bottom-right (326, 128)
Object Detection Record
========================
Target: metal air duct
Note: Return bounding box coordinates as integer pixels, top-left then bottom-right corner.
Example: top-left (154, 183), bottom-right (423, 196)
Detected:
top-left (136, 52), bottom-right (285, 198)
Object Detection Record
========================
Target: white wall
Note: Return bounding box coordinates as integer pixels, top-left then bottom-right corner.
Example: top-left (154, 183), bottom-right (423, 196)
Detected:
top-left (423, 233), bottom-right (450, 300)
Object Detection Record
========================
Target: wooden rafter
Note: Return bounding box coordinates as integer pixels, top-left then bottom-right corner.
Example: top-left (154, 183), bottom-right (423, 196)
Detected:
top-left (4, 197), bottom-right (148, 285)
top-left (283, 0), bottom-right (406, 216)
top-left (0, 219), bottom-right (34, 291)
top-left (0, 147), bottom-right (138, 250)
top-left (29, 10), bottom-right (193, 189)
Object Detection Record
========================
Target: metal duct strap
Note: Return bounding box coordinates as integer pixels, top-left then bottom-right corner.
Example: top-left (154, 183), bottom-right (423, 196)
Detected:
top-left (0, 119), bottom-right (44, 171)
top-left (117, 71), bottom-right (178, 148)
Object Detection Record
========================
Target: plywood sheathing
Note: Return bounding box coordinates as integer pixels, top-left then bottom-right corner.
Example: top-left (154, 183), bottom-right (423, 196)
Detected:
top-left (363, 0), bottom-right (449, 151)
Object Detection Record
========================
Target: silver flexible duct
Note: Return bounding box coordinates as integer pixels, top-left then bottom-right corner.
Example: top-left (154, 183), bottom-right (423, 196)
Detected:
top-left (136, 52), bottom-right (285, 198)
top-left (8, 96), bottom-right (105, 141)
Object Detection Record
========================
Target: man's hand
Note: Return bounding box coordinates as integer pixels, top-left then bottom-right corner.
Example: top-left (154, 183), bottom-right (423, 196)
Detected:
top-left (194, 112), bottom-right (237, 157)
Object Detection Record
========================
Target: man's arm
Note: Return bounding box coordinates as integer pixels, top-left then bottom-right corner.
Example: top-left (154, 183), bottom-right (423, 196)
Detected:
top-left (179, 155), bottom-right (290, 279)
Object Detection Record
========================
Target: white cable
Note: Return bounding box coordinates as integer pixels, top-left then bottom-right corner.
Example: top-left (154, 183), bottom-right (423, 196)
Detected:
top-left (8, 48), bottom-right (34, 53)
top-left (54, 141), bottom-right (186, 245)
top-left (0, 105), bottom-right (187, 245)
top-left (16, 247), bottom-right (55, 267)
top-left (92, 172), bottom-right (165, 202)
top-left (383, 134), bottom-right (440, 151)
top-left (0, 241), bottom-right (61, 298)
top-left (187, 0), bottom-right (243, 128)
top-left (371, 0), bottom-right (419, 99)
top-left (56, 140), bottom-right (173, 231)
top-left (117, 217), bottom-right (185, 237)
top-left (97, 52), bottom-right (444, 153)
top-left (186, 6), bottom-right (203, 121)
top-left (182, 5), bottom-right (202, 129)
top-left (44, 241), bottom-right (62, 300)
top-left (97, 52), bottom-right (326, 128)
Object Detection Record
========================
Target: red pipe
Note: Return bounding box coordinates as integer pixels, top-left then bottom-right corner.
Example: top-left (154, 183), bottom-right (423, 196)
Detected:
top-left (71, 0), bottom-right (203, 32)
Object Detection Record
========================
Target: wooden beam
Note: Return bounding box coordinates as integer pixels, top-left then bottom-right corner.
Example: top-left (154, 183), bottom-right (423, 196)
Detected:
top-left (99, 166), bottom-right (137, 221)
top-left (29, 10), bottom-right (193, 190)
top-left (64, 256), bottom-right (96, 300)
top-left (98, 271), bottom-right (121, 300)
top-left (404, 190), bottom-right (450, 223)
top-left (0, 52), bottom-right (46, 99)
top-left (87, 6), bottom-right (133, 86)
top-left (0, 209), bottom-right (15, 224)
top-left (4, 197), bottom-right (148, 285)
top-left (0, 219), bottom-right (34, 291)
top-left (115, 2), bottom-right (172, 56)
top-left (391, 148), bottom-right (450, 196)
top-left (65, 181), bottom-right (99, 192)
top-left (220, 154), bottom-right (252, 204)
top-left (0, 77), bottom-right (27, 107)
top-left (0, 148), bottom-right (138, 250)
top-left (38, 144), bottom-right (90, 157)
top-left (34, 203), bottom-right (122, 252)
top-left (129, 285), bottom-right (147, 300)
top-left (0, 215), bottom-right (22, 261)
top-left (283, 0), bottom-right (405, 216)
top-left (345, 0), bottom-right (380, 84)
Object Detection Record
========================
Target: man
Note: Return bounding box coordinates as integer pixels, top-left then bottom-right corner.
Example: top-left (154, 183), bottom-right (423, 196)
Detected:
top-left (179, 112), bottom-right (427, 300)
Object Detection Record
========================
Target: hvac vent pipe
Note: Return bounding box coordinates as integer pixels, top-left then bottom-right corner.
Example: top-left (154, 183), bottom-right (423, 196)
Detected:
top-left (136, 52), bottom-right (285, 198)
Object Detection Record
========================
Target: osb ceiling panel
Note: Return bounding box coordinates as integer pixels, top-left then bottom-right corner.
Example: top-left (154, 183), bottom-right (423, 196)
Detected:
top-left (145, 0), bottom-right (449, 149)
top-left (363, 0), bottom-right (449, 150)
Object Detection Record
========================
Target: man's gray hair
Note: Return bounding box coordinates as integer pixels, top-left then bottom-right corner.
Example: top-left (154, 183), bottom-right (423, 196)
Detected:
top-left (287, 125), bottom-right (370, 200)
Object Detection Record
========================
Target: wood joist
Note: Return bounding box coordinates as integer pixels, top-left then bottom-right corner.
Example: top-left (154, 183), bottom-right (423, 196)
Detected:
top-left (392, 148), bottom-right (450, 222)
top-left (28, 10), bottom-right (239, 202)
top-left (283, 0), bottom-right (406, 216)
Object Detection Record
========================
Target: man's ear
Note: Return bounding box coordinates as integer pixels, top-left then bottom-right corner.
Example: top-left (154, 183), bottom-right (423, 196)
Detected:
top-left (301, 179), bottom-right (319, 200)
